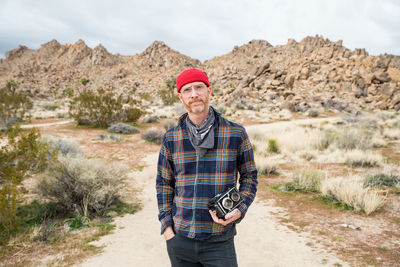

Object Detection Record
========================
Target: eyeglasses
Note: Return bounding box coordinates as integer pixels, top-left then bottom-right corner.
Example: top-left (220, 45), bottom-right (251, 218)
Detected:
top-left (180, 84), bottom-right (207, 96)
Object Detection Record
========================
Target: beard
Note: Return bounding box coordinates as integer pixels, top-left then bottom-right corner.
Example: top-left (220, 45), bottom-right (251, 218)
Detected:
top-left (184, 97), bottom-right (209, 114)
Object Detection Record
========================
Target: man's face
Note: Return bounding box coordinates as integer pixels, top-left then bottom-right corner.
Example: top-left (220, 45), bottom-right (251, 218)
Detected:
top-left (178, 81), bottom-right (212, 114)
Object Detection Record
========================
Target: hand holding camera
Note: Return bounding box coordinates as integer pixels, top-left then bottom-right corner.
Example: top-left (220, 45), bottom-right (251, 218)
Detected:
top-left (208, 187), bottom-right (243, 226)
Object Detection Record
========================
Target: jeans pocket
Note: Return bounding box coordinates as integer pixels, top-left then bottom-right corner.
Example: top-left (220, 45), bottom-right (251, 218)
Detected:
top-left (166, 234), bottom-right (177, 243)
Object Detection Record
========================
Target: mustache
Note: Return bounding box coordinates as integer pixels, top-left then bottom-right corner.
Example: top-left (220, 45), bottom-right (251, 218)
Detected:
top-left (189, 99), bottom-right (203, 105)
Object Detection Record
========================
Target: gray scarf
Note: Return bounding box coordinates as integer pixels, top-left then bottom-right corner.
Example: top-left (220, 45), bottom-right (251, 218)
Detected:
top-left (185, 107), bottom-right (216, 157)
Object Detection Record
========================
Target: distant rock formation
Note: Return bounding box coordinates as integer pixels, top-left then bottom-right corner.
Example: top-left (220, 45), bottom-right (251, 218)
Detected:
top-left (1, 35), bottom-right (399, 112)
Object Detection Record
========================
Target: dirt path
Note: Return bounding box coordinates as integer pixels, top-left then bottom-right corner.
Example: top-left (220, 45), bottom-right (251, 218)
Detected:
top-left (79, 149), bottom-right (348, 267)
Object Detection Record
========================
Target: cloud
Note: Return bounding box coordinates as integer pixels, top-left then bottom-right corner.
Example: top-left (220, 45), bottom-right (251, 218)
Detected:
top-left (0, 0), bottom-right (399, 61)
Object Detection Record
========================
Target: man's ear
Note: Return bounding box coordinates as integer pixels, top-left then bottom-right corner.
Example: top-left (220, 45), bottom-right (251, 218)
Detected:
top-left (208, 87), bottom-right (212, 95)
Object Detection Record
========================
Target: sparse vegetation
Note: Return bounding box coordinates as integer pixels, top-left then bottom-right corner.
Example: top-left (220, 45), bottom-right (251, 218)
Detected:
top-left (42, 136), bottom-right (82, 157)
top-left (0, 80), bottom-right (33, 130)
top-left (267, 138), bottom-right (279, 153)
top-left (320, 176), bottom-right (385, 215)
top-left (69, 88), bottom-right (142, 127)
top-left (80, 77), bottom-right (90, 86)
top-left (38, 156), bottom-right (128, 217)
top-left (0, 126), bottom-right (52, 241)
top-left (141, 127), bottom-right (164, 144)
top-left (108, 123), bottom-right (139, 134)
top-left (285, 168), bottom-right (324, 192)
top-left (159, 77), bottom-right (179, 105)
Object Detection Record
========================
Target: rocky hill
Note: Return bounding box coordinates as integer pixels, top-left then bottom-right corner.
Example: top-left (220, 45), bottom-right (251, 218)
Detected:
top-left (1, 36), bottom-right (399, 112)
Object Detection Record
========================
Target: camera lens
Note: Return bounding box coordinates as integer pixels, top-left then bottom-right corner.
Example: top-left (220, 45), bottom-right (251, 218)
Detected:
top-left (231, 192), bottom-right (240, 202)
top-left (222, 198), bottom-right (233, 209)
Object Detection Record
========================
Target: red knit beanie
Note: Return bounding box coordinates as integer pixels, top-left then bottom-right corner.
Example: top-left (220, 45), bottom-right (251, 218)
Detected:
top-left (176, 68), bottom-right (210, 93)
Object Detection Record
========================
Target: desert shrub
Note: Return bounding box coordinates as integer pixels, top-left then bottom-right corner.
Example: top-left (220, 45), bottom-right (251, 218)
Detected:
top-left (267, 138), bottom-right (279, 153)
top-left (344, 150), bottom-right (383, 167)
top-left (139, 92), bottom-right (152, 101)
top-left (141, 127), bottom-right (164, 144)
top-left (80, 77), bottom-right (90, 86)
top-left (42, 136), bottom-right (82, 157)
top-left (383, 128), bottom-right (400, 140)
top-left (285, 168), bottom-right (324, 192)
top-left (255, 157), bottom-right (278, 175)
top-left (63, 87), bottom-right (74, 97)
top-left (38, 156), bottom-right (127, 217)
top-left (159, 77), bottom-right (179, 105)
top-left (163, 119), bottom-right (176, 131)
top-left (321, 176), bottom-right (385, 215)
top-left (307, 109), bottom-right (319, 117)
top-left (44, 104), bottom-right (59, 111)
top-left (0, 126), bottom-right (51, 237)
top-left (108, 123), bottom-right (139, 134)
top-left (0, 80), bottom-right (33, 130)
top-left (64, 215), bottom-right (90, 230)
top-left (335, 128), bottom-right (372, 150)
top-left (69, 88), bottom-right (141, 127)
top-left (313, 129), bottom-right (337, 150)
top-left (364, 174), bottom-right (400, 188)
top-left (124, 107), bottom-right (143, 123)
top-left (109, 135), bottom-right (124, 142)
top-left (142, 115), bottom-right (158, 123)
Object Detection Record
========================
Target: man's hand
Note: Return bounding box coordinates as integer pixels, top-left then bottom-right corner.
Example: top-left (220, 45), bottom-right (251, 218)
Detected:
top-left (209, 208), bottom-right (241, 226)
top-left (163, 226), bottom-right (175, 241)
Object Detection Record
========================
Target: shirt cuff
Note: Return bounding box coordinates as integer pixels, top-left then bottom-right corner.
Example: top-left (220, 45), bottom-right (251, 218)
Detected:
top-left (160, 215), bottom-right (173, 235)
top-left (235, 202), bottom-right (248, 223)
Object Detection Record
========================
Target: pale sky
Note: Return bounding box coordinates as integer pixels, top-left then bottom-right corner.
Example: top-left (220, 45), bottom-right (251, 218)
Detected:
top-left (0, 0), bottom-right (399, 61)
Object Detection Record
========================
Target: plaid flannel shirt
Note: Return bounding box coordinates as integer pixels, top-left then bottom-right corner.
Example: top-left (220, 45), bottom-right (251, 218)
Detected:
top-left (156, 108), bottom-right (258, 240)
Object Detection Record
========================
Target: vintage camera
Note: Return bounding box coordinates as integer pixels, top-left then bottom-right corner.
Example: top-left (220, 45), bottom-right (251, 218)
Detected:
top-left (208, 187), bottom-right (243, 220)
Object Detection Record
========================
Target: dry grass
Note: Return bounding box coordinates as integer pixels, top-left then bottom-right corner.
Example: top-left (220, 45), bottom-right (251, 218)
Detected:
top-left (286, 168), bottom-right (325, 192)
top-left (344, 150), bottom-right (383, 167)
top-left (320, 176), bottom-right (386, 215)
top-left (255, 155), bottom-right (278, 175)
top-left (383, 128), bottom-right (400, 140)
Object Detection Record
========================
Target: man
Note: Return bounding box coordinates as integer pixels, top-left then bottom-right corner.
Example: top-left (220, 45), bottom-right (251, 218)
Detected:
top-left (156, 68), bottom-right (258, 267)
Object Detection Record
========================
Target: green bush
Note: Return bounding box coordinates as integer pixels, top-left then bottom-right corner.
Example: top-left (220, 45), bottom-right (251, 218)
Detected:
top-left (69, 88), bottom-right (142, 127)
top-left (267, 138), bottom-right (279, 153)
top-left (0, 126), bottom-right (51, 237)
top-left (159, 77), bottom-right (179, 105)
top-left (63, 87), bottom-right (74, 97)
top-left (124, 107), bottom-right (143, 123)
top-left (38, 156), bottom-right (128, 217)
top-left (0, 80), bottom-right (33, 130)
top-left (80, 77), bottom-right (90, 86)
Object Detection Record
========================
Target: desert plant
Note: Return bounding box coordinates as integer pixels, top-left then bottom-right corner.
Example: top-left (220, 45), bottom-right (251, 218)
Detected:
top-left (80, 77), bottom-right (90, 86)
top-left (124, 107), bottom-right (143, 123)
top-left (344, 150), bottom-right (383, 167)
top-left (42, 136), bottom-right (82, 157)
top-left (321, 176), bottom-right (385, 215)
top-left (255, 157), bottom-right (278, 176)
top-left (108, 123), bottom-right (139, 134)
top-left (63, 87), bottom-right (74, 97)
top-left (335, 128), bottom-right (372, 150)
top-left (267, 138), bottom-right (279, 153)
top-left (159, 77), bottom-right (179, 105)
top-left (0, 126), bottom-right (51, 237)
top-left (0, 80), bottom-right (33, 130)
top-left (38, 156), bottom-right (127, 217)
top-left (285, 168), bottom-right (324, 192)
top-left (364, 174), bottom-right (400, 188)
top-left (69, 88), bottom-right (140, 127)
top-left (141, 127), bottom-right (165, 144)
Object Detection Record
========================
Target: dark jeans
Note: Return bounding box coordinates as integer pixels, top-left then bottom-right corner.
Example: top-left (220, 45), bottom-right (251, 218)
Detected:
top-left (166, 234), bottom-right (238, 267)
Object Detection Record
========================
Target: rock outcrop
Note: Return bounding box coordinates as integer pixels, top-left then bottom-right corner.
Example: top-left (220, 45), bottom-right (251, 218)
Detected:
top-left (1, 35), bottom-right (399, 112)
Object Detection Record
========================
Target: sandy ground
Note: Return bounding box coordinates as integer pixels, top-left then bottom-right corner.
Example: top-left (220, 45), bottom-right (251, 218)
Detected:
top-left (78, 151), bottom-right (348, 267)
